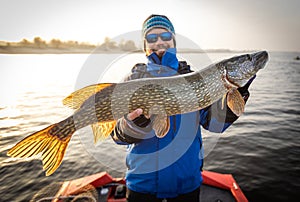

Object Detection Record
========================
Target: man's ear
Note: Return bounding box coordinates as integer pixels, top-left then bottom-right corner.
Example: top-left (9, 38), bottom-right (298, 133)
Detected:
top-left (144, 40), bottom-right (152, 56)
top-left (173, 38), bottom-right (176, 48)
top-left (143, 39), bottom-right (146, 52)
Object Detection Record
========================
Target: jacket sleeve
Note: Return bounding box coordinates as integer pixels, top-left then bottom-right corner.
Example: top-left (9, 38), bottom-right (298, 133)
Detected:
top-left (199, 96), bottom-right (240, 133)
top-left (200, 75), bottom-right (256, 133)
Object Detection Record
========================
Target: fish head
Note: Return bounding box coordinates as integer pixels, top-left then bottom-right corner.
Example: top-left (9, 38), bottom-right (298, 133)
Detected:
top-left (224, 51), bottom-right (268, 87)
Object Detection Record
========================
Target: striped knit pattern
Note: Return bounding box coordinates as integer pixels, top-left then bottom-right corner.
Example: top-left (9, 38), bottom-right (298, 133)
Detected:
top-left (142, 15), bottom-right (175, 36)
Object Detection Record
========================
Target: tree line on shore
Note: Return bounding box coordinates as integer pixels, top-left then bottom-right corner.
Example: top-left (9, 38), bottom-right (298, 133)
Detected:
top-left (0, 36), bottom-right (138, 52)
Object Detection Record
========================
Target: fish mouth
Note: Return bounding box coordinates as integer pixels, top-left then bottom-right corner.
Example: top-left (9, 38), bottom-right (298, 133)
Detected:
top-left (224, 51), bottom-right (269, 88)
top-left (253, 51), bottom-right (269, 69)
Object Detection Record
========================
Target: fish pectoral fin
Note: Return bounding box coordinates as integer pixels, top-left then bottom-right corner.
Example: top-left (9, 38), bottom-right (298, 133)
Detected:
top-left (152, 115), bottom-right (170, 138)
top-left (221, 94), bottom-right (227, 110)
top-left (227, 89), bottom-right (245, 117)
top-left (91, 120), bottom-right (117, 143)
top-left (63, 83), bottom-right (115, 109)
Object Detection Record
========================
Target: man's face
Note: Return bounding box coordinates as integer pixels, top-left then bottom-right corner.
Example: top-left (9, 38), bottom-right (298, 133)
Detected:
top-left (144, 28), bottom-right (175, 57)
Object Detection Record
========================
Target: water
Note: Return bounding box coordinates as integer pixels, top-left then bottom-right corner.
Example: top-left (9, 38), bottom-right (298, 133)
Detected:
top-left (0, 51), bottom-right (299, 201)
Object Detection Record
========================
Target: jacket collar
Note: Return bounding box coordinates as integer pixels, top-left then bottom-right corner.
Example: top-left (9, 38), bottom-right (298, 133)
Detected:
top-left (146, 48), bottom-right (179, 76)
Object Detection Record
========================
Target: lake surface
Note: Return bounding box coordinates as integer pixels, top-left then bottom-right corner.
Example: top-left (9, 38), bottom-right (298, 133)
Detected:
top-left (0, 51), bottom-right (299, 201)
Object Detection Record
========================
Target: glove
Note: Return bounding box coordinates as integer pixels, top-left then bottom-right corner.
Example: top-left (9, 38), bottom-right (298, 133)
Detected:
top-left (131, 114), bottom-right (152, 128)
top-left (123, 113), bottom-right (152, 134)
top-left (114, 114), bottom-right (152, 144)
top-left (237, 75), bottom-right (256, 103)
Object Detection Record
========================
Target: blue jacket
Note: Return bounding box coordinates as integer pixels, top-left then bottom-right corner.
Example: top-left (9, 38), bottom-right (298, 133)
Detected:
top-left (112, 49), bottom-right (240, 198)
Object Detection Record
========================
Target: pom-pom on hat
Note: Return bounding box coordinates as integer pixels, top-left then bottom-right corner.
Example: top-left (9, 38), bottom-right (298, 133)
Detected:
top-left (142, 14), bottom-right (175, 37)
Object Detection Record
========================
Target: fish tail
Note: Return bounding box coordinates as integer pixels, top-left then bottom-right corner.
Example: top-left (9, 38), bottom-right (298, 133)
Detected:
top-left (7, 121), bottom-right (74, 176)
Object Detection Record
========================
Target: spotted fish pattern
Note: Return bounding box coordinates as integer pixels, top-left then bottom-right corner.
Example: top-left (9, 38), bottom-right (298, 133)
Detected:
top-left (7, 51), bottom-right (268, 176)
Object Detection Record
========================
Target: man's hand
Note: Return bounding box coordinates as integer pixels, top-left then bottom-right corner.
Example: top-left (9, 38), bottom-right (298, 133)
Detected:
top-left (127, 109), bottom-right (151, 128)
top-left (237, 75), bottom-right (256, 103)
top-left (127, 108), bottom-right (143, 121)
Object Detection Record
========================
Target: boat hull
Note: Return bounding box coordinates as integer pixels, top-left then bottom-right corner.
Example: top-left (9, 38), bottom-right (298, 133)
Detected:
top-left (31, 171), bottom-right (248, 202)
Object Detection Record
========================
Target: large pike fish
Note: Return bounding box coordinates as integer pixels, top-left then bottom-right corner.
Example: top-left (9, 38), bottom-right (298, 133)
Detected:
top-left (7, 51), bottom-right (268, 176)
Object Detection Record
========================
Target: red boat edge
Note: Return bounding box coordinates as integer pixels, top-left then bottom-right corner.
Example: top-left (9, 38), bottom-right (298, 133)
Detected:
top-left (55, 172), bottom-right (126, 202)
top-left (34, 171), bottom-right (248, 202)
top-left (202, 170), bottom-right (248, 202)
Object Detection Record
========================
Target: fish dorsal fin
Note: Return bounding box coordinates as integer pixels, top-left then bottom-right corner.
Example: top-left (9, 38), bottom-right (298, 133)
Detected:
top-left (152, 115), bottom-right (170, 138)
top-left (63, 83), bottom-right (114, 109)
top-left (227, 89), bottom-right (245, 117)
top-left (91, 121), bottom-right (117, 143)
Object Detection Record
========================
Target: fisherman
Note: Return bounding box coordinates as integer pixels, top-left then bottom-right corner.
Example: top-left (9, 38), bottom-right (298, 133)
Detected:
top-left (116, 14), bottom-right (255, 202)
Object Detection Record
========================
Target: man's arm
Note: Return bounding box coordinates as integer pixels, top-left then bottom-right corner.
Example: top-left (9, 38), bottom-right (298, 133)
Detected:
top-left (200, 76), bottom-right (256, 133)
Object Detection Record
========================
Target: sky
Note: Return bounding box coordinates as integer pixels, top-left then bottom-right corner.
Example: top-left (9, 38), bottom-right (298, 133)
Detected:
top-left (0, 0), bottom-right (299, 52)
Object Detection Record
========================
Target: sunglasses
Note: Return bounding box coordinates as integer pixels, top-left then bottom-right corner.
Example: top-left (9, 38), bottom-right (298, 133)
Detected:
top-left (145, 32), bottom-right (173, 43)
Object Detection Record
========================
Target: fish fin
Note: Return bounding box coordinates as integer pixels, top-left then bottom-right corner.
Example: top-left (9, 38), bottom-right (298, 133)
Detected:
top-left (7, 123), bottom-right (73, 176)
top-left (152, 115), bottom-right (170, 138)
top-left (227, 89), bottom-right (245, 116)
top-left (221, 94), bottom-right (227, 110)
top-left (63, 83), bottom-right (114, 109)
top-left (91, 121), bottom-right (117, 143)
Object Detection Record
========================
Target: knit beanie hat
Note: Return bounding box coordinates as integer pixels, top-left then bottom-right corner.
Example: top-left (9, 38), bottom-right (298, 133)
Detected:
top-left (142, 14), bottom-right (176, 53)
top-left (142, 14), bottom-right (175, 37)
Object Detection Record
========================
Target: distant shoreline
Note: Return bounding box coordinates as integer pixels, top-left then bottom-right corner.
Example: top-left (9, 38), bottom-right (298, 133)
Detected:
top-left (0, 46), bottom-right (253, 54)
top-left (1, 37), bottom-right (296, 54)
top-left (0, 46), bottom-right (116, 54)
top-left (0, 37), bottom-right (261, 54)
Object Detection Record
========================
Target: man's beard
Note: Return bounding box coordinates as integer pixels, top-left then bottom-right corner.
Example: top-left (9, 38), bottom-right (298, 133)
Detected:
top-left (151, 44), bottom-right (171, 58)
top-left (151, 44), bottom-right (170, 52)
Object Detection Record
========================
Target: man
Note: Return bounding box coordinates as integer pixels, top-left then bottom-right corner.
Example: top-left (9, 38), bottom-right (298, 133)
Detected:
top-left (111, 14), bottom-right (253, 202)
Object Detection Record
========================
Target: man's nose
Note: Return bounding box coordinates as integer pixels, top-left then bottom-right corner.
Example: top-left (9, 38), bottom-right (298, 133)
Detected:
top-left (155, 36), bottom-right (164, 45)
